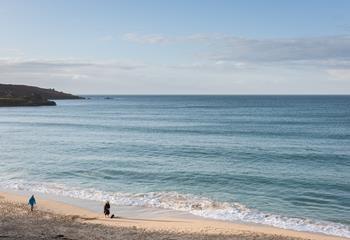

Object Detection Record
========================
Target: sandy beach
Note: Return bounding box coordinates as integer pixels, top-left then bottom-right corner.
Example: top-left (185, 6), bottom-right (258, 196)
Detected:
top-left (0, 191), bottom-right (347, 240)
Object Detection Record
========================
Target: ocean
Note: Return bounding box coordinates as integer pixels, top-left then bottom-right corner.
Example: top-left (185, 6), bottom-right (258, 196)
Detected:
top-left (0, 95), bottom-right (349, 237)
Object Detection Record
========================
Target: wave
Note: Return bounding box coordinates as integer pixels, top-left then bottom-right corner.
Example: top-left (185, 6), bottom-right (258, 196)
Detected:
top-left (1, 180), bottom-right (349, 238)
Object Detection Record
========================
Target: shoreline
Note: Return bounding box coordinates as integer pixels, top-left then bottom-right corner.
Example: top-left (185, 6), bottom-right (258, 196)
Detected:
top-left (0, 191), bottom-right (347, 240)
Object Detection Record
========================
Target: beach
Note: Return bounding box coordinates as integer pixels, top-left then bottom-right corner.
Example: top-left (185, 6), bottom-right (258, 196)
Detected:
top-left (2, 1), bottom-right (350, 239)
top-left (0, 191), bottom-right (347, 240)
top-left (1, 96), bottom-right (349, 239)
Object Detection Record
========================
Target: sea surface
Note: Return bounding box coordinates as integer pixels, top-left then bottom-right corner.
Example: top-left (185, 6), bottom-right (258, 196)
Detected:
top-left (0, 95), bottom-right (349, 237)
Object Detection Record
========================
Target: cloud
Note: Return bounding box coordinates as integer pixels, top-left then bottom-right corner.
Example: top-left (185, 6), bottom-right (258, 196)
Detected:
top-left (122, 33), bottom-right (214, 44)
top-left (0, 48), bottom-right (24, 57)
top-left (123, 33), bottom-right (350, 65)
top-left (0, 58), bottom-right (148, 92)
top-left (209, 36), bottom-right (350, 63)
top-left (167, 61), bottom-right (248, 71)
top-left (326, 68), bottom-right (350, 81)
top-left (0, 58), bottom-right (145, 71)
top-left (1, 52), bottom-right (349, 94)
top-left (122, 33), bottom-right (171, 44)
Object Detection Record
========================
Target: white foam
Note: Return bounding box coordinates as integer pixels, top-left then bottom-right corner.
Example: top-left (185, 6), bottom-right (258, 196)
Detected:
top-left (1, 180), bottom-right (349, 238)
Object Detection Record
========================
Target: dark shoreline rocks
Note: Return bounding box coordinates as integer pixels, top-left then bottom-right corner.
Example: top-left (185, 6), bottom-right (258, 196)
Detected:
top-left (0, 97), bottom-right (56, 107)
top-left (0, 83), bottom-right (83, 107)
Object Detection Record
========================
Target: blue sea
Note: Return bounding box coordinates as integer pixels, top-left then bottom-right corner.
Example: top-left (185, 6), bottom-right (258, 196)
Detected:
top-left (0, 95), bottom-right (349, 237)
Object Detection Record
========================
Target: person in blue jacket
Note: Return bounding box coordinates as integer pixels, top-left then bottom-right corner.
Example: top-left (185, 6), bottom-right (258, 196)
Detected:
top-left (28, 195), bottom-right (36, 211)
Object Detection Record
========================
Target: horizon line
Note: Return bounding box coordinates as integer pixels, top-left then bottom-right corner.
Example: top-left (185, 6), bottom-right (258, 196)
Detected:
top-left (73, 93), bottom-right (350, 96)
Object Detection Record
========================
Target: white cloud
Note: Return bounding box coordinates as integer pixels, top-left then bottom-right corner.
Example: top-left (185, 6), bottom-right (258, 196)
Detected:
top-left (209, 36), bottom-right (350, 63)
top-left (0, 58), bottom-right (145, 71)
top-left (123, 33), bottom-right (350, 65)
top-left (1, 54), bottom-right (349, 94)
top-left (122, 33), bottom-right (215, 44)
top-left (326, 69), bottom-right (350, 81)
top-left (122, 33), bottom-right (170, 44)
top-left (0, 48), bottom-right (24, 57)
top-left (0, 58), bottom-right (149, 93)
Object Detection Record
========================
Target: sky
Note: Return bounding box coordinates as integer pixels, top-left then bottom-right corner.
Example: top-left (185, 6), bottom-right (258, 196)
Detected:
top-left (1, 0), bottom-right (350, 94)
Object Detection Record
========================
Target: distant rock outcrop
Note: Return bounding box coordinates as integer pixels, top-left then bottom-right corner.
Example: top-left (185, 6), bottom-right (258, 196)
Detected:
top-left (0, 83), bottom-right (83, 107)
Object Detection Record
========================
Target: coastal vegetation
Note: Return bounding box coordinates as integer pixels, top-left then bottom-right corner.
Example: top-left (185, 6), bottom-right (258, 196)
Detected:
top-left (0, 83), bottom-right (83, 107)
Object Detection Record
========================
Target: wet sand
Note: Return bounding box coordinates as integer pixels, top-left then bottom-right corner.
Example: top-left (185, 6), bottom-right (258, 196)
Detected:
top-left (0, 192), bottom-right (347, 240)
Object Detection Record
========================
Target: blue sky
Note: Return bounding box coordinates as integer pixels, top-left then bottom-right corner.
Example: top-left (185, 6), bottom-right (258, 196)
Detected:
top-left (1, 0), bottom-right (350, 94)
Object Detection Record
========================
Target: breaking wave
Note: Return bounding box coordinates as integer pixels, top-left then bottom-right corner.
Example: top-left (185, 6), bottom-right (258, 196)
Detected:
top-left (1, 180), bottom-right (349, 238)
